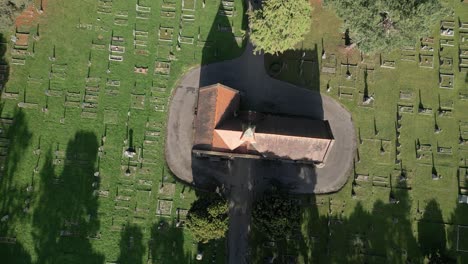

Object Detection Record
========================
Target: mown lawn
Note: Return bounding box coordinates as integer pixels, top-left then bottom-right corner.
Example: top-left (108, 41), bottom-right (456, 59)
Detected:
top-left (0, 0), bottom-right (245, 263)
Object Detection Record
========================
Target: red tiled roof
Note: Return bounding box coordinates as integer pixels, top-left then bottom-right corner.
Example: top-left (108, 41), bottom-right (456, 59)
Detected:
top-left (193, 84), bottom-right (240, 149)
top-left (193, 84), bottom-right (334, 163)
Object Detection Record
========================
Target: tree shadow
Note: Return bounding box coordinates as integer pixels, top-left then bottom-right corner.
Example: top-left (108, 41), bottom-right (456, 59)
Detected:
top-left (0, 33), bottom-right (9, 89)
top-left (116, 224), bottom-right (145, 264)
top-left (418, 199), bottom-right (454, 262)
top-left (448, 169), bottom-right (468, 263)
top-left (32, 131), bottom-right (104, 263)
top-left (149, 218), bottom-right (192, 263)
top-left (264, 44), bottom-right (321, 93)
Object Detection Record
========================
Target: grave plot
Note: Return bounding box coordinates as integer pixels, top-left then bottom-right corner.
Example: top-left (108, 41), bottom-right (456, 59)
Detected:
top-left (2, 89), bottom-right (19, 100)
top-left (181, 13), bottom-right (195, 24)
top-left (437, 98), bottom-right (453, 117)
top-left (415, 141), bottom-right (432, 163)
top-left (321, 53), bottom-right (337, 74)
top-left (380, 54), bottom-right (396, 69)
top-left (457, 225), bottom-right (468, 253)
top-left (160, 9), bottom-right (176, 19)
top-left (45, 80), bottom-right (65, 98)
top-left (114, 17), bottom-right (128, 26)
top-left (459, 48), bottom-right (468, 71)
top-left (134, 190), bottom-right (151, 221)
top-left (219, 0), bottom-right (235, 17)
top-left (141, 143), bottom-right (161, 164)
top-left (156, 44), bottom-right (173, 60)
top-left (360, 139), bottom-right (393, 165)
top-left (436, 145), bottom-right (452, 155)
top-left (217, 21), bottom-right (234, 33)
top-left (157, 199), bottom-right (173, 217)
top-left (81, 78), bottom-right (100, 119)
top-left (197, 26), bottom-right (213, 47)
top-left (357, 92), bottom-right (374, 108)
top-left (458, 167), bottom-right (468, 194)
top-left (109, 35), bottom-right (125, 62)
top-left (299, 59), bottom-right (319, 86)
top-left (459, 121), bottom-right (468, 146)
top-left (0, 120), bottom-right (12, 178)
top-left (158, 182), bottom-right (175, 199)
top-left (115, 10), bottom-right (128, 19)
top-left (11, 32), bottom-right (31, 65)
top-left (91, 37), bottom-right (107, 51)
top-left (134, 66), bottom-right (149, 74)
top-left (419, 54), bottom-right (434, 68)
top-left (158, 26), bottom-right (174, 43)
top-left (372, 175), bottom-right (390, 188)
top-left (17, 86), bottom-right (39, 109)
top-left (359, 67), bottom-right (374, 84)
top-left (130, 93), bottom-right (146, 109)
top-left (13, 32), bottom-right (29, 50)
top-left (121, 148), bottom-right (142, 171)
top-left (417, 105), bottom-right (432, 115)
top-left (182, 0), bottom-right (196, 12)
top-left (440, 38), bottom-right (455, 47)
top-left (104, 109), bottom-right (118, 124)
top-left (420, 36), bottom-right (435, 52)
top-left (179, 23), bottom-right (197, 45)
top-left (136, 1), bottom-right (151, 20)
top-left (439, 57), bottom-right (453, 71)
top-left (105, 78), bottom-right (120, 96)
top-left (97, 0), bottom-right (112, 14)
top-left (0, 237), bottom-right (16, 244)
top-left (399, 91), bottom-right (413, 101)
top-left (0, 64), bottom-right (7, 89)
top-left (340, 63), bottom-right (358, 81)
top-left (338, 86), bottom-right (355, 100)
top-left (50, 64), bottom-right (68, 80)
top-left (176, 208), bottom-right (188, 227)
top-left (400, 46), bottom-right (417, 62)
top-left (391, 169), bottom-right (412, 190)
top-left (353, 173), bottom-right (371, 190)
top-left (64, 91), bottom-right (81, 108)
top-left (154, 60), bottom-right (171, 75)
top-left (461, 20), bottom-right (468, 32)
top-left (111, 215), bottom-right (129, 231)
top-left (143, 118), bottom-right (163, 149)
top-left (440, 20), bottom-right (455, 37)
top-left (136, 178), bottom-right (153, 191)
top-left (439, 73), bottom-right (454, 89)
top-left (133, 28), bottom-right (149, 55)
top-left (460, 32), bottom-right (468, 47)
top-left (459, 91), bottom-right (468, 101)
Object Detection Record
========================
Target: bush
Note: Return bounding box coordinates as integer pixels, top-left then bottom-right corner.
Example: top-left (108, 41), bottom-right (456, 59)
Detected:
top-left (186, 194), bottom-right (229, 243)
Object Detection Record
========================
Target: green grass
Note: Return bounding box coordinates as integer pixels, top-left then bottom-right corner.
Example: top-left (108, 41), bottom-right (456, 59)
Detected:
top-left (256, 1), bottom-right (468, 263)
top-left (0, 0), bottom-right (245, 262)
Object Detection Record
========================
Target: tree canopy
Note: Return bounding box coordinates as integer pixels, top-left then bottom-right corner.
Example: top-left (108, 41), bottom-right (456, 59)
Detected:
top-left (186, 194), bottom-right (229, 243)
top-left (325, 0), bottom-right (450, 53)
top-left (0, 0), bottom-right (30, 32)
top-left (248, 0), bottom-right (312, 55)
top-left (252, 191), bottom-right (301, 239)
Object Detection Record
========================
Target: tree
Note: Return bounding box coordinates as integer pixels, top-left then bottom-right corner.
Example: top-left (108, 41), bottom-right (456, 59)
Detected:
top-left (252, 191), bottom-right (301, 239)
top-left (248, 0), bottom-right (312, 54)
top-left (186, 194), bottom-right (229, 243)
top-left (325, 0), bottom-right (450, 53)
top-left (0, 0), bottom-right (31, 32)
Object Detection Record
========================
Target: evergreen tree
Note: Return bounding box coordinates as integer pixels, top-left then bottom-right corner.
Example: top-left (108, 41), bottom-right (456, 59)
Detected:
top-left (325, 0), bottom-right (450, 53)
top-left (186, 194), bottom-right (229, 243)
top-left (249, 0), bottom-right (312, 54)
top-left (252, 191), bottom-right (301, 239)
